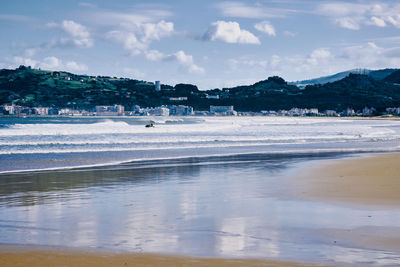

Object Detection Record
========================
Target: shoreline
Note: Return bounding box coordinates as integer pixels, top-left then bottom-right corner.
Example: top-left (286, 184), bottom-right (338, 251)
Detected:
top-left (0, 245), bottom-right (325, 267)
top-left (1, 149), bottom-right (398, 175)
top-left (286, 152), bottom-right (400, 255)
top-left (291, 152), bottom-right (400, 206)
top-left (1, 114), bottom-right (399, 120)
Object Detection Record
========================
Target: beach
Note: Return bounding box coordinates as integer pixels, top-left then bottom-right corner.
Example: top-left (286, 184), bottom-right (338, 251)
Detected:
top-left (293, 153), bottom-right (400, 206)
top-left (0, 247), bottom-right (319, 267)
top-left (1, 117), bottom-right (400, 266)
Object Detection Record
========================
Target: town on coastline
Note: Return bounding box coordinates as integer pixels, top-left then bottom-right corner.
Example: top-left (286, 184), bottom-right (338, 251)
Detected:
top-left (1, 72), bottom-right (400, 117)
top-left (2, 102), bottom-right (400, 117)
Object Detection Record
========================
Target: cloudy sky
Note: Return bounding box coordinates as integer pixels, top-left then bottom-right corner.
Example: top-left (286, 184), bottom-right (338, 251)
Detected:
top-left (1, 0), bottom-right (400, 89)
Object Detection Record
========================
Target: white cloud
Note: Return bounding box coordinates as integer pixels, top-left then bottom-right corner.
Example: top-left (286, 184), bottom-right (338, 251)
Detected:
top-left (255, 42), bottom-right (400, 81)
top-left (215, 1), bottom-right (293, 19)
top-left (105, 20), bottom-right (174, 56)
top-left (65, 61), bottom-right (89, 72)
top-left (39, 56), bottom-right (61, 69)
top-left (141, 20), bottom-right (174, 42)
top-left (307, 48), bottom-right (332, 65)
top-left (10, 56), bottom-right (88, 72)
top-left (203, 21), bottom-right (260, 44)
top-left (164, 50), bottom-right (205, 74)
top-left (335, 17), bottom-right (360, 30)
top-left (145, 49), bottom-right (164, 61)
top-left (106, 30), bottom-right (146, 55)
top-left (254, 21), bottom-right (276, 36)
top-left (47, 20), bottom-right (93, 48)
top-left (316, 2), bottom-right (400, 30)
top-left (283, 30), bottom-right (297, 37)
top-left (12, 56), bottom-right (38, 68)
top-left (87, 9), bottom-right (172, 29)
top-left (370, 16), bottom-right (386, 27)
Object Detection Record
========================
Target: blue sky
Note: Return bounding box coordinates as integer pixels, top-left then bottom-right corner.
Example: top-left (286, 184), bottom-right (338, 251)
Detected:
top-left (1, 0), bottom-right (400, 89)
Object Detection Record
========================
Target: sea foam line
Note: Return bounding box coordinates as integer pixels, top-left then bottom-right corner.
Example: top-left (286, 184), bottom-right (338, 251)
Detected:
top-left (0, 147), bottom-right (398, 175)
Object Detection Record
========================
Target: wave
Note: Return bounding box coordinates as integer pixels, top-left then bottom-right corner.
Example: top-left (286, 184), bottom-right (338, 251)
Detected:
top-left (0, 134), bottom-right (373, 146)
top-left (1, 147), bottom-right (398, 175)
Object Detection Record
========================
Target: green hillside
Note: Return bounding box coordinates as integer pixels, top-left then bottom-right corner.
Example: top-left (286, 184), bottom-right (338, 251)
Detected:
top-left (1, 65), bottom-right (400, 112)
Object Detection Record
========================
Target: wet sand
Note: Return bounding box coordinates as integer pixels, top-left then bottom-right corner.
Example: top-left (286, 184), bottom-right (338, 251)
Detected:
top-left (293, 153), bottom-right (400, 206)
top-left (0, 247), bottom-right (322, 267)
top-left (292, 153), bottom-right (400, 254)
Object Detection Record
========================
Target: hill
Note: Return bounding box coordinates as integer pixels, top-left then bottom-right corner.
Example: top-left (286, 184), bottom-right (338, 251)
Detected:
top-left (291, 68), bottom-right (398, 87)
top-left (301, 73), bottom-right (400, 111)
top-left (1, 66), bottom-right (400, 112)
top-left (383, 69), bottom-right (400, 84)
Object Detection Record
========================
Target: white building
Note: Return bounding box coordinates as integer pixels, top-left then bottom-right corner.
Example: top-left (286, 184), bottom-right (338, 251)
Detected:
top-left (324, 110), bottom-right (338, 116)
top-left (169, 97), bottom-right (188, 101)
top-left (386, 107), bottom-right (400, 115)
top-left (34, 107), bottom-right (49, 116)
top-left (96, 105), bottom-right (124, 116)
top-left (146, 106), bottom-right (170, 116)
top-left (210, 105), bottom-right (236, 116)
top-left (155, 81), bottom-right (161, 91)
top-left (169, 105), bottom-right (193, 116)
top-left (210, 105), bottom-right (234, 113)
top-left (362, 106), bottom-right (376, 116)
top-left (205, 94), bottom-right (219, 99)
top-left (343, 108), bottom-right (355, 116)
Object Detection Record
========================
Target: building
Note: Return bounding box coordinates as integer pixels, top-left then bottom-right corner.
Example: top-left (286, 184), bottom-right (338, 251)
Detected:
top-left (386, 107), bottom-right (400, 115)
top-left (59, 108), bottom-right (83, 116)
top-left (155, 81), bottom-right (161, 91)
top-left (362, 106), bottom-right (376, 116)
top-left (34, 107), bottom-right (49, 116)
top-left (210, 105), bottom-right (234, 113)
top-left (169, 105), bottom-right (193, 116)
top-left (1, 104), bottom-right (26, 115)
top-left (169, 97), bottom-right (188, 101)
top-left (205, 94), bottom-right (219, 99)
top-left (210, 105), bottom-right (236, 116)
top-left (48, 108), bottom-right (59, 115)
top-left (342, 108), bottom-right (355, 116)
top-left (96, 105), bottom-right (125, 116)
top-left (147, 106), bottom-right (169, 116)
top-left (324, 110), bottom-right (338, 116)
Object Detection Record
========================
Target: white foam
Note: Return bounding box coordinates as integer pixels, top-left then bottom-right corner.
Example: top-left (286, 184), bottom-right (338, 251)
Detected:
top-left (1, 117), bottom-right (400, 162)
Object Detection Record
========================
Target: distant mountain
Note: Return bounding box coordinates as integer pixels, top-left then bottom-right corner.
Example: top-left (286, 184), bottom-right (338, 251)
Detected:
top-left (291, 68), bottom-right (399, 87)
top-left (1, 66), bottom-right (400, 112)
top-left (383, 69), bottom-right (400, 84)
top-left (301, 73), bottom-right (400, 111)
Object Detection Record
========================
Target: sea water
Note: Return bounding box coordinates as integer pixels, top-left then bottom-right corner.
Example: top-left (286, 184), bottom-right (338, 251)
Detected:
top-left (1, 116), bottom-right (400, 172)
top-left (1, 116), bottom-right (400, 265)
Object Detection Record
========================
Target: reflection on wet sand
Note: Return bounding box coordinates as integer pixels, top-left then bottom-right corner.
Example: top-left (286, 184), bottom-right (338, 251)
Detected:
top-left (0, 154), bottom-right (400, 265)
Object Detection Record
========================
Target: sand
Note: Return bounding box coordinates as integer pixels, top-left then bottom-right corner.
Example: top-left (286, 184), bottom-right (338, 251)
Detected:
top-left (290, 153), bottom-right (400, 254)
top-left (2, 153), bottom-right (400, 266)
top-left (293, 153), bottom-right (400, 206)
top-left (0, 247), bottom-right (323, 267)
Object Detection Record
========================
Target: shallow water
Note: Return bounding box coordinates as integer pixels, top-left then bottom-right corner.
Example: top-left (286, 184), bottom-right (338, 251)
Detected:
top-left (1, 116), bottom-right (400, 172)
top-left (0, 154), bottom-right (400, 266)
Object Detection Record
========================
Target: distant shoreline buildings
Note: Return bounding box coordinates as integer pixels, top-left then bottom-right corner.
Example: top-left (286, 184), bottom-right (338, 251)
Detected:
top-left (1, 103), bottom-right (399, 117)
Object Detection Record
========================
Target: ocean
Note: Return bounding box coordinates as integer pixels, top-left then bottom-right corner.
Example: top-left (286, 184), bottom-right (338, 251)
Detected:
top-left (1, 116), bottom-right (400, 172)
top-left (1, 116), bottom-right (400, 265)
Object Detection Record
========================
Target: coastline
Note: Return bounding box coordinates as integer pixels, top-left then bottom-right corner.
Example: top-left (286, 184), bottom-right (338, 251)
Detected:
top-left (291, 152), bottom-right (400, 206)
top-left (288, 152), bottom-right (400, 255)
top-left (0, 246), bottom-right (325, 267)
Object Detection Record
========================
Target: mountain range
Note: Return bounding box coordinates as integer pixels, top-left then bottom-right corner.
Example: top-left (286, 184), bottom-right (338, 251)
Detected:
top-left (290, 68), bottom-right (399, 88)
top-left (1, 65), bottom-right (400, 112)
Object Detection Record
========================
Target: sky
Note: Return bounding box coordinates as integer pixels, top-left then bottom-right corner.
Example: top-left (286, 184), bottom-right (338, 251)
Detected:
top-left (1, 0), bottom-right (400, 89)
